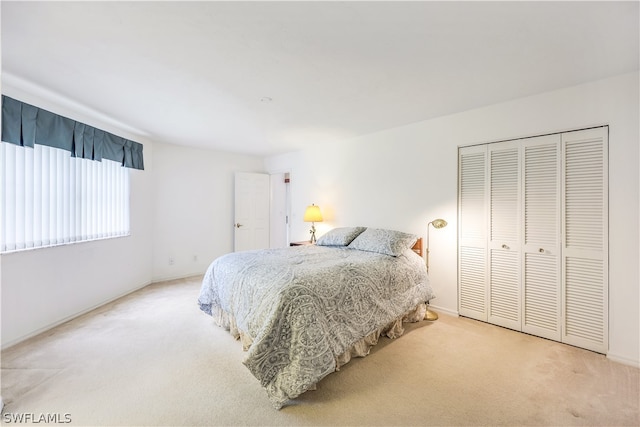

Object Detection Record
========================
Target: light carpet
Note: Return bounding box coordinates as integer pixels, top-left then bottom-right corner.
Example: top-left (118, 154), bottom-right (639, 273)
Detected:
top-left (2, 276), bottom-right (638, 426)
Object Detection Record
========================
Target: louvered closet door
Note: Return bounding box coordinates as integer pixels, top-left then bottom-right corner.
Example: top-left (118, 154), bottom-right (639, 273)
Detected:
top-left (458, 145), bottom-right (488, 321)
top-left (522, 135), bottom-right (562, 341)
top-left (562, 127), bottom-right (608, 353)
top-left (488, 141), bottom-right (521, 330)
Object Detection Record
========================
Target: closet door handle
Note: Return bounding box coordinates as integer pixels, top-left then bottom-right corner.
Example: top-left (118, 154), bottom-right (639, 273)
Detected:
top-left (501, 244), bottom-right (509, 250)
top-left (539, 248), bottom-right (545, 253)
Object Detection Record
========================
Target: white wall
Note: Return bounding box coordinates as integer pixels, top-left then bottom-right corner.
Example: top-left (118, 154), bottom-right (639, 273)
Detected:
top-left (265, 71), bottom-right (640, 367)
top-left (151, 142), bottom-right (264, 281)
top-left (0, 88), bottom-right (155, 347)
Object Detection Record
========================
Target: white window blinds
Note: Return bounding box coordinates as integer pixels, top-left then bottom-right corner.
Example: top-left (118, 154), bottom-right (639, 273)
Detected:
top-left (0, 142), bottom-right (130, 252)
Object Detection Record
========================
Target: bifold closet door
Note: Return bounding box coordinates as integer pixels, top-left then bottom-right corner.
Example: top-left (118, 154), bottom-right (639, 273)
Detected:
top-left (458, 126), bottom-right (608, 354)
top-left (488, 141), bottom-right (521, 330)
top-left (458, 145), bottom-right (488, 321)
top-left (562, 127), bottom-right (608, 353)
top-left (521, 135), bottom-right (561, 341)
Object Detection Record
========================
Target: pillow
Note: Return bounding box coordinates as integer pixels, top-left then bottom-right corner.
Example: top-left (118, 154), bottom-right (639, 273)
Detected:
top-left (348, 228), bottom-right (418, 257)
top-left (316, 227), bottom-right (367, 247)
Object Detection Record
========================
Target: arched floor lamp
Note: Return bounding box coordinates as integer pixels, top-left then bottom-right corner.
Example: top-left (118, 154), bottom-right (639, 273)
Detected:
top-left (425, 218), bottom-right (447, 321)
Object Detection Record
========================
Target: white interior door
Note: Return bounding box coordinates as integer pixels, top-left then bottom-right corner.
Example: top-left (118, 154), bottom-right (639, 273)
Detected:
top-left (234, 172), bottom-right (270, 252)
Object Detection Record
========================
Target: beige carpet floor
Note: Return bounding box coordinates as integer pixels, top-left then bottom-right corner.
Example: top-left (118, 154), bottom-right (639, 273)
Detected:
top-left (2, 276), bottom-right (638, 426)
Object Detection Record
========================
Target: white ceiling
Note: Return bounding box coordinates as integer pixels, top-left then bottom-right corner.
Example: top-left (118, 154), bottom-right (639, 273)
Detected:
top-left (2, 1), bottom-right (638, 157)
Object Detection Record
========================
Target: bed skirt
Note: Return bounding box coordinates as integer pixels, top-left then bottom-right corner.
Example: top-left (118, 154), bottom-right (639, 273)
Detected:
top-left (210, 302), bottom-right (427, 398)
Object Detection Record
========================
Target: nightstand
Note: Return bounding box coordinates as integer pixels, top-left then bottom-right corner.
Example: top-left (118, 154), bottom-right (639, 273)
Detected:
top-left (290, 241), bottom-right (314, 246)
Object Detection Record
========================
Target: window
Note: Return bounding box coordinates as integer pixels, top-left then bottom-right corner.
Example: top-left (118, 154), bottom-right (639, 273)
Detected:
top-left (0, 95), bottom-right (143, 253)
top-left (0, 142), bottom-right (130, 252)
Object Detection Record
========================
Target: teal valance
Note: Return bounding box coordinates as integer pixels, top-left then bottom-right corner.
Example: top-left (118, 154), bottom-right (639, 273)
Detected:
top-left (1, 95), bottom-right (144, 170)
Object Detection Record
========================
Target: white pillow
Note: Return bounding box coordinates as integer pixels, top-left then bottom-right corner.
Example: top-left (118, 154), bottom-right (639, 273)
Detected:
top-left (348, 228), bottom-right (417, 257)
top-left (316, 227), bottom-right (367, 246)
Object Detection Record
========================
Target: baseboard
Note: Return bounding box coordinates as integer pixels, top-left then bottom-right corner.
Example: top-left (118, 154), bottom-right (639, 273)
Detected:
top-left (607, 351), bottom-right (640, 368)
top-left (1, 279), bottom-right (152, 350)
top-left (151, 270), bottom-right (205, 284)
top-left (151, 273), bottom-right (205, 285)
top-left (428, 304), bottom-right (459, 318)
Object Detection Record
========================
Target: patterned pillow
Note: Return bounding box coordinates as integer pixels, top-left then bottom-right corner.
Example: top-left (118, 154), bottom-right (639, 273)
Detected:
top-left (316, 227), bottom-right (367, 246)
top-left (348, 228), bottom-right (418, 257)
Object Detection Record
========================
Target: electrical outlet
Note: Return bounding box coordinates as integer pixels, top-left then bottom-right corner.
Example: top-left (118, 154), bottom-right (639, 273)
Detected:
top-left (168, 257), bottom-right (175, 265)
top-left (193, 255), bottom-right (198, 262)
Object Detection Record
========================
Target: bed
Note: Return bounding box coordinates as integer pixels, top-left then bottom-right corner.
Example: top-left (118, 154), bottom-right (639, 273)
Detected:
top-left (197, 227), bottom-right (435, 409)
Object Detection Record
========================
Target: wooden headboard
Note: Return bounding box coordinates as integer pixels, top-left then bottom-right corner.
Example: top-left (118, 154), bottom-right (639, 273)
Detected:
top-left (411, 238), bottom-right (423, 257)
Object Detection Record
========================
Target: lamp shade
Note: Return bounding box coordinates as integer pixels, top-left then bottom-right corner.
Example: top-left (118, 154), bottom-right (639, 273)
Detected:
top-left (429, 218), bottom-right (447, 229)
top-left (303, 204), bottom-right (323, 222)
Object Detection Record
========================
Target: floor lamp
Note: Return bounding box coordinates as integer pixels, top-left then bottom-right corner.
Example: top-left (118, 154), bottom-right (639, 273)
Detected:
top-left (425, 218), bottom-right (447, 321)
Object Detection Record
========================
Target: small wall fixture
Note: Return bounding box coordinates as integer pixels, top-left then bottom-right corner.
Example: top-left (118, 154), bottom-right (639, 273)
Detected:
top-left (303, 204), bottom-right (323, 243)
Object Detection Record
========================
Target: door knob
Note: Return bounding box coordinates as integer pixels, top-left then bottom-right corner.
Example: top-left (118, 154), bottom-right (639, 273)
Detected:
top-left (234, 223), bottom-right (243, 228)
top-left (539, 248), bottom-right (545, 253)
top-left (502, 244), bottom-right (509, 249)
